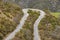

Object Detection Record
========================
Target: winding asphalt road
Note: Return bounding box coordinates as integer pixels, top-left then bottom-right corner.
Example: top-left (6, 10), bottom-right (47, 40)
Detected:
top-left (4, 8), bottom-right (45, 40)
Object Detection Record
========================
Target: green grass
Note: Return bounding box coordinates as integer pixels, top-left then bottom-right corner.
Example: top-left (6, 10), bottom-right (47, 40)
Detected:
top-left (51, 12), bottom-right (60, 18)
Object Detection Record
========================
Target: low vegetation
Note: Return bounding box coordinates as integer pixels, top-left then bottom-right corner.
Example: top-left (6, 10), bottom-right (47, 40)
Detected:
top-left (38, 10), bottom-right (60, 40)
top-left (0, 0), bottom-right (60, 40)
top-left (12, 10), bottom-right (40, 40)
top-left (0, 1), bottom-right (23, 40)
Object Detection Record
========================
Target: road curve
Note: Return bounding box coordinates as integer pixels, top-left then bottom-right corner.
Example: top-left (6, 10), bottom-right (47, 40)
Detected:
top-left (4, 8), bottom-right (45, 40)
top-left (4, 9), bottom-right (29, 40)
top-left (33, 9), bottom-right (46, 40)
top-left (20, 8), bottom-right (46, 40)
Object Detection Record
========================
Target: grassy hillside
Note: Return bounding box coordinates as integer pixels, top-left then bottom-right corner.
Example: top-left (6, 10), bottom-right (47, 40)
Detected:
top-left (0, 0), bottom-right (60, 40)
top-left (51, 12), bottom-right (60, 18)
top-left (12, 10), bottom-right (40, 40)
top-left (0, 1), bottom-right (23, 40)
top-left (38, 10), bottom-right (60, 40)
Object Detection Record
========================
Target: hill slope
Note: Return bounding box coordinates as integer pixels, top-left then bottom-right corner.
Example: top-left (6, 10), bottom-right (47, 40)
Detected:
top-left (38, 10), bottom-right (60, 40)
top-left (0, 1), bottom-right (60, 40)
top-left (12, 10), bottom-right (60, 40)
top-left (12, 10), bottom-right (40, 40)
top-left (0, 1), bottom-right (23, 40)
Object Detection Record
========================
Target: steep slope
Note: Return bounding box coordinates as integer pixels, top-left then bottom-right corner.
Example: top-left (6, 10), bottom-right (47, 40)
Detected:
top-left (38, 10), bottom-right (60, 40)
top-left (0, 1), bottom-right (23, 40)
top-left (12, 9), bottom-right (40, 40)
